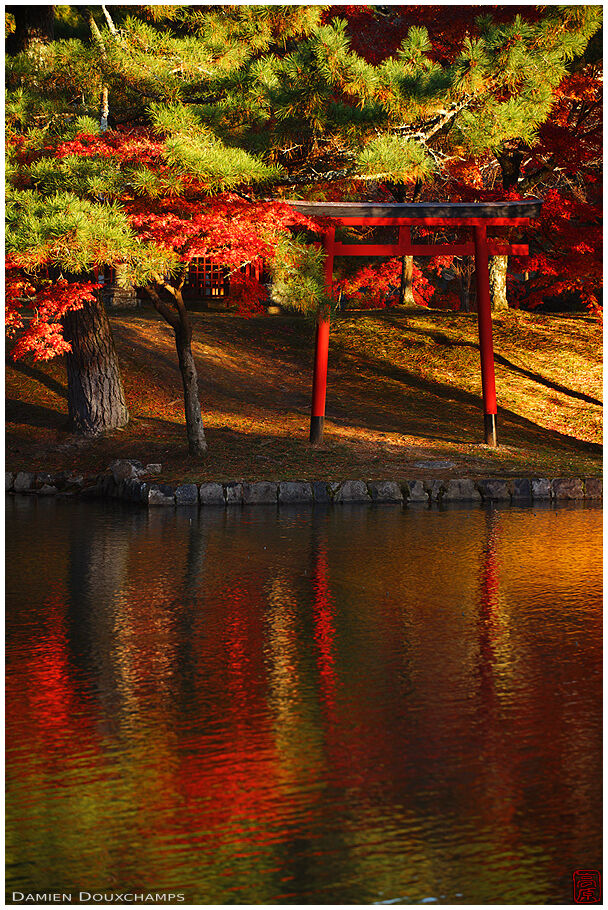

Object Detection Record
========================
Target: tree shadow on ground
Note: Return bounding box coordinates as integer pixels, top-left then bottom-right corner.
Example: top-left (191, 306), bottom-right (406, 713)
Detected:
top-left (9, 360), bottom-right (67, 398)
top-left (6, 398), bottom-right (67, 428)
top-left (113, 312), bottom-right (600, 464)
top-left (376, 313), bottom-right (603, 407)
top-left (325, 336), bottom-right (601, 456)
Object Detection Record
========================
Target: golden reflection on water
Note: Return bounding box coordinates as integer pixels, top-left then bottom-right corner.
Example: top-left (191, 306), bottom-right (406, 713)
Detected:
top-left (5, 499), bottom-right (602, 905)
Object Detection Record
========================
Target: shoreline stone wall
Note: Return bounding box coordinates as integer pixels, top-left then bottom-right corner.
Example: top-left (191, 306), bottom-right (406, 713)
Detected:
top-left (5, 463), bottom-right (602, 507)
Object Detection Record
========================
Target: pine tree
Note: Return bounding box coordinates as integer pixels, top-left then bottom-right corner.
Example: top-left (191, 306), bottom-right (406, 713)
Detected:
top-left (336, 4), bottom-right (602, 313)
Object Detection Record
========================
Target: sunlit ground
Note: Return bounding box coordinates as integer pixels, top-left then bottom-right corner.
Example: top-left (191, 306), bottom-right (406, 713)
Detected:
top-left (5, 306), bottom-right (602, 482)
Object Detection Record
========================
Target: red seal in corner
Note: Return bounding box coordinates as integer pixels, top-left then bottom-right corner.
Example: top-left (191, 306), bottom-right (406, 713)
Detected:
top-left (573, 870), bottom-right (601, 903)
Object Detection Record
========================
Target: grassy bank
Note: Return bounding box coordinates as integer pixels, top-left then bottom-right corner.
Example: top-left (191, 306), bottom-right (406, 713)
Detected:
top-left (6, 306), bottom-right (602, 482)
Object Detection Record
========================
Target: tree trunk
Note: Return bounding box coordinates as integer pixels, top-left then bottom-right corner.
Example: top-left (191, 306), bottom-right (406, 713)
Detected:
top-left (490, 146), bottom-right (523, 313)
top-left (399, 255), bottom-right (416, 306)
top-left (6, 6), bottom-right (54, 54)
top-left (63, 294), bottom-right (129, 434)
top-left (174, 320), bottom-right (208, 456)
top-left (489, 255), bottom-right (509, 312)
top-left (459, 259), bottom-right (472, 312)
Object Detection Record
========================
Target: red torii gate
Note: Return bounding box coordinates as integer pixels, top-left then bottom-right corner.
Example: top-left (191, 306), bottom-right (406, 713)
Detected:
top-left (287, 199), bottom-right (542, 448)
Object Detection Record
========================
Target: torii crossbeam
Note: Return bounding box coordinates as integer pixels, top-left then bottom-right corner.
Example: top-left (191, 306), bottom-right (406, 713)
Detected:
top-left (287, 199), bottom-right (542, 447)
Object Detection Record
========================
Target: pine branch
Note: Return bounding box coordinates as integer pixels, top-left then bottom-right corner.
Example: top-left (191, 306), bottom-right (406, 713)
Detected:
top-left (101, 5), bottom-right (120, 40)
top-left (397, 98), bottom-right (472, 143)
top-left (85, 8), bottom-right (106, 57)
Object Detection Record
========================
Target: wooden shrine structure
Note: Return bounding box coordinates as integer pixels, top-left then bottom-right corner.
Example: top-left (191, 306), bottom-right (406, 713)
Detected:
top-left (287, 199), bottom-right (542, 447)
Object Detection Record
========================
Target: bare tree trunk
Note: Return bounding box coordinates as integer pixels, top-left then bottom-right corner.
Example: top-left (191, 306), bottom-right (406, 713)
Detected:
top-left (398, 255), bottom-right (416, 306)
top-left (174, 319), bottom-right (208, 457)
top-left (63, 294), bottom-right (129, 434)
top-left (147, 282), bottom-right (208, 456)
top-left (459, 259), bottom-right (472, 312)
top-left (490, 146), bottom-right (523, 314)
top-left (100, 86), bottom-right (109, 132)
top-left (489, 255), bottom-right (509, 312)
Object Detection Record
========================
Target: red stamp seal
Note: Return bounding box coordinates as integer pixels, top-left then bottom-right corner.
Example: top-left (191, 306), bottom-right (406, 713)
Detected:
top-left (573, 870), bottom-right (602, 903)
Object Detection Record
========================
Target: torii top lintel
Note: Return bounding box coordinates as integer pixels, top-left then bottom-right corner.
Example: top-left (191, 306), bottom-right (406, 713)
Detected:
top-left (286, 199), bottom-right (541, 258)
top-left (287, 199), bottom-right (542, 226)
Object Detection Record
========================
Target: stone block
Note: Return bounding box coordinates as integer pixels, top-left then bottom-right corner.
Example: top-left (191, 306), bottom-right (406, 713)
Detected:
top-left (144, 463), bottom-right (162, 475)
top-left (176, 483), bottom-right (199, 505)
top-left (404, 480), bottom-right (428, 503)
top-left (199, 483), bottom-right (225, 505)
top-left (552, 477), bottom-right (584, 500)
top-left (584, 477), bottom-right (602, 500)
top-left (478, 478), bottom-right (511, 501)
top-left (443, 479), bottom-right (482, 502)
top-left (53, 471), bottom-right (70, 489)
top-left (35, 472), bottom-right (54, 488)
top-left (99, 474), bottom-right (115, 496)
top-left (242, 482), bottom-right (278, 504)
top-left (512, 478), bottom-right (532, 501)
top-left (531, 478), bottom-right (552, 500)
top-left (147, 484), bottom-right (175, 506)
top-left (38, 484), bottom-right (58, 496)
top-left (122, 478), bottom-right (141, 502)
top-left (110, 459), bottom-right (143, 483)
top-left (5, 472), bottom-right (14, 492)
top-left (278, 482), bottom-right (314, 504)
top-left (312, 481), bottom-right (331, 503)
top-left (424, 479), bottom-right (444, 502)
top-left (368, 480), bottom-right (403, 503)
top-left (333, 480), bottom-right (370, 503)
top-left (14, 471), bottom-right (35, 493)
top-left (225, 482), bottom-right (244, 505)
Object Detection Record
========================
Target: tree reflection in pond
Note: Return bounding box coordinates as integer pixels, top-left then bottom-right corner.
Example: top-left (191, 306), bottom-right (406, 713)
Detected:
top-left (5, 499), bottom-right (602, 904)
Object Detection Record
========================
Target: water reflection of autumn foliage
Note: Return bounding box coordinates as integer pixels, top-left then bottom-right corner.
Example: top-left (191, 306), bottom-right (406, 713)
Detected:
top-left (6, 500), bottom-right (602, 904)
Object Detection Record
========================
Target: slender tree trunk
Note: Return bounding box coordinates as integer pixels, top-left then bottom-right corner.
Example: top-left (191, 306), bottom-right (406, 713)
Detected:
top-left (490, 146), bottom-right (523, 313)
top-left (489, 255), bottom-right (509, 312)
top-left (399, 255), bottom-right (416, 306)
top-left (63, 295), bottom-right (129, 434)
top-left (459, 259), bottom-right (472, 312)
top-left (174, 318), bottom-right (208, 456)
top-left (147, 282), bottom-right (207, 456)
top-left (100, 86), bottom-right (109, 132)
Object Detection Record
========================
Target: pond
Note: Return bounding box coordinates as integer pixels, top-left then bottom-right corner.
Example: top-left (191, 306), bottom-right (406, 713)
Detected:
top-left (6, 498), bottom-right (602, 905)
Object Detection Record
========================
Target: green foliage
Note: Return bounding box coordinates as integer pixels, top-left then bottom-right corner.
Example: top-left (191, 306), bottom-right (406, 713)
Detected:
top-left (148, 102), bottom-right (209, 137)
top-left (7, 191), bottom-right (136, 271)
top-left (27, 155), bottom-right (123, 199)
top-left (269, 235), bottom-right (330, 315)
top-left (163, 133), bottom-right (283, 190)
top-left (356, 135), bottom-right (435, 182)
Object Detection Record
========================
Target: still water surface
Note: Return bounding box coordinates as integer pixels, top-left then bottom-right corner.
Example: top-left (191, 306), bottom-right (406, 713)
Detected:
top-left (6, 498), bottom-right (602, 904)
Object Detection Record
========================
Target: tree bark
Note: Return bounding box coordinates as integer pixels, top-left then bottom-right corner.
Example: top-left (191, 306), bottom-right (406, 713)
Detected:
top-left (489, 146), bottom-right (523, 313)
top-left (63, 294), bottom-right (129, 434)
top-left (174, 320), bottom-right (208, 456)
top-left (146, 283), bottom-right (208, 456)
top-left (459, 259), bottom-right (472, 312)
top-left (489, 255), bottom-right (509, 312)
top-left (6, 6), bottom-right (54, 54)
top-left (398, 255), bottom-right (416, 306)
